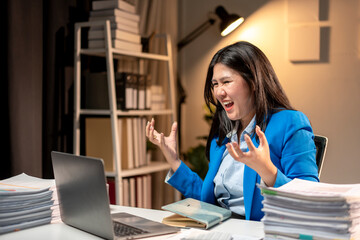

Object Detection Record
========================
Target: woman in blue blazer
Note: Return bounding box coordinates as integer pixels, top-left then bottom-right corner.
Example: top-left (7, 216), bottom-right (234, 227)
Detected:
top-left (146, 41), bottom-right (319, 221)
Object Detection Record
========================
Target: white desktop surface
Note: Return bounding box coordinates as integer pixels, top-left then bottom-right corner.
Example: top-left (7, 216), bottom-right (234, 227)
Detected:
top-left (0, 205), bottom-right (264, 240)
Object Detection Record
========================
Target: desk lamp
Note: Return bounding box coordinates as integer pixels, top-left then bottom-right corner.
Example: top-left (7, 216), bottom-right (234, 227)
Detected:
top-left (177, 5), bottom-right (244, 50)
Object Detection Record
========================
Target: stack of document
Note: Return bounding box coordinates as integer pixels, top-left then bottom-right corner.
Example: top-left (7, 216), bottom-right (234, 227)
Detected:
top-left (259, 179), bottom-right (360, 240)
top-left (0, 173), bottom-right (60, 234)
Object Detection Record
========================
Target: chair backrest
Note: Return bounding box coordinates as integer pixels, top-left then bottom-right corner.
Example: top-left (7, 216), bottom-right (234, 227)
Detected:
top-left (314, 134), bottom-right (328, 179)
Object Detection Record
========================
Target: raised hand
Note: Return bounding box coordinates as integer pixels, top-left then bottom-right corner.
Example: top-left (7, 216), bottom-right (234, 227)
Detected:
top-left (145, 118), bottom-right (181, 172)
top-left (226, 125), bottom-right (278, 187)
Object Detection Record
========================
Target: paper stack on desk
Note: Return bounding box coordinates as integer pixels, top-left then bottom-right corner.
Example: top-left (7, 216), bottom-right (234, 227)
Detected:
top-left (259, 179), bottom-right (360, 240)
top-left (0, 173), bottom-right (60, 234)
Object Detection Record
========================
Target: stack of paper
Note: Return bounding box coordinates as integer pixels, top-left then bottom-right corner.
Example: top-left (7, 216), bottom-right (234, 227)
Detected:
top-left (259, 179), bottom-right (360, 240)
top-left (0, 173), bottom-right (60, 234)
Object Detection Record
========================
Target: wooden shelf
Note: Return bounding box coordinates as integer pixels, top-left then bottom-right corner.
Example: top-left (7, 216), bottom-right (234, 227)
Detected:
top-left (80, 48), bottom-right (170, 61)
top-left (74, 20), bottom-right (178, 205)
top-left (79, 109), bottom-right (175, 116)
top-left (106, 161), bottom-right (170, 178)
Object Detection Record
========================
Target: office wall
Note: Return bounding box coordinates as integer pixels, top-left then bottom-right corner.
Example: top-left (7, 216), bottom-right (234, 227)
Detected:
top-left (179, 0), bottom-right (360, 183)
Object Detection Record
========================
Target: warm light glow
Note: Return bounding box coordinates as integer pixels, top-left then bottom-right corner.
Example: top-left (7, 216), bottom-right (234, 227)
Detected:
top-left (221, 17), bottom-right (245, 36)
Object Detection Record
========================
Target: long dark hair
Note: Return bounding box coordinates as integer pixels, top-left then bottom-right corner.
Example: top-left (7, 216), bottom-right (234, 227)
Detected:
top-left (204, 41), bottom-right (293, 160)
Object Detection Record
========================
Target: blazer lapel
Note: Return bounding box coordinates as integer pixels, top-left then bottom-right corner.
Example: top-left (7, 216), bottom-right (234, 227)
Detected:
top-left (201, 138), bottom-right (229, 203)
top-left (244, 136), bottom-right (259, 219)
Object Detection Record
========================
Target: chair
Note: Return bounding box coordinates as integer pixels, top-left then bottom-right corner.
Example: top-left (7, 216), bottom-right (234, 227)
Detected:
top-left (314, 135), bottom-right (328, 179)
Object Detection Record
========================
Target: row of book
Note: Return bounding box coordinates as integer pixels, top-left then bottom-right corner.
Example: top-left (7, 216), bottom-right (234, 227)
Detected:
top-left (88, 0), bottom-right (142, 52)
top-left (108, 175), bottom-right (152, 208)
top-left (86, 117), bottom-right (149, 172)
top-left (0, 174), bottom-right (60, 234)
top-left (85, 72), bottom-right (166, 111)
top-left (260, 179), bottom-right (360, 239)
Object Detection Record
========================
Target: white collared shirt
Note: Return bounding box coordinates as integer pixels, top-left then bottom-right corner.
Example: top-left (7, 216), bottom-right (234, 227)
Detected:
top-left (213, 116), bottom-right (256, 216)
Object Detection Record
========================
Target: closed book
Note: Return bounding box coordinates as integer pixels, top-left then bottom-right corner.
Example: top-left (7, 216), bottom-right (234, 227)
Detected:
top-left (90, 21), bottom-right (139, 34)
top-left (88, 39), bottom-right (142, 52)
top-left (92, 0), bottom-right (136, 13)
top-left (88, 29), bottom-right (141, 43)
top-left (90, 8), bottom-right (140, 22)
top-left (89, 16), bottom-right (138, 28)
top-left (122, 178), bottom-right (130, 206)
top-left (136, 176), bottom-right (143, 208)
top-left (161, 198), bottom-right (232, 229)
top-left (129, 177), bottom-right (136, 207)
top-left (126, 118), bottom-right (134, 169)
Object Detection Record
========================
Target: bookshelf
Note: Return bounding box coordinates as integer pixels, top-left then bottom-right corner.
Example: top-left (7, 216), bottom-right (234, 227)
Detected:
top-left (73, 20), bottom-right (178, 205)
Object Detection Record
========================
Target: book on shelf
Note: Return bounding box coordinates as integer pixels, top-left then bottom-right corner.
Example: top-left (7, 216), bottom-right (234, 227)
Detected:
top-left (136, 176), bottom-right (144, 208)
top-left (126, 117), bottom-right (135, 169)
top-left (88, 39), bottom-right (142, 52)
top-left (122, 175), bottom-right (152, 209)
top-left (86, 116), bottom-right (150, 172)
top-left (92, 0), bottom-right (136, 13)
top-left (259, 178), bottom-right (360, 240)
top-left (161, 198), bottom-right (232, 229)
top-left (143, 175), bottom-right (152, 209)
top-left (133, 118), bottom-right (140, 168)
top-left (137, 74), bottom-right (146, 110)
top-left (90, 8), bottom-right (140, 22)
top-left (89, 16), bottom-right (138, 28)
top-left (85, 117), bottom-right (114, 172)
top-left (129, 177), bottom-right (136, 207)
top-left (122, 178), bottom-right (130, 206)
top-left (88, 29), bottom-right (141, 43)
top-left (90, 21), bottom-right (139, 34)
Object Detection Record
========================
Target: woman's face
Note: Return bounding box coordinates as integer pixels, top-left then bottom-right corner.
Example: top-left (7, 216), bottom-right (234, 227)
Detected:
top-left (212, 63), bottom-right (255, 124)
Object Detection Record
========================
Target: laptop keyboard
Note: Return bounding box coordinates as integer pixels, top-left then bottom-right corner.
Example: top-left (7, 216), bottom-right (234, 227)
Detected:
top-left (113, 221), bottom-right (149, 237)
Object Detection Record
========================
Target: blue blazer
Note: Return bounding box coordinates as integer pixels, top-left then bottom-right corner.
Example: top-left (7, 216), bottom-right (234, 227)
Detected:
top-left (167, 110), bottom-right (319, 221)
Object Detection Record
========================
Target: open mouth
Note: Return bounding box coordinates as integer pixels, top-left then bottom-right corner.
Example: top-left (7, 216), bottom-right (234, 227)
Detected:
top-left (223, 101), bottom-right (234, 111)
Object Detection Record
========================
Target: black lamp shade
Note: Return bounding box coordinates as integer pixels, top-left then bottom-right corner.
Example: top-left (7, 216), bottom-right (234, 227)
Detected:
top-left (215, 6), bottom-right (244, 36)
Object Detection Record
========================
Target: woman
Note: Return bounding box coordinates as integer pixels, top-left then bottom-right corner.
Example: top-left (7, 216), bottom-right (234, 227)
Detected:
top-left (146, 41), bottom-right (319, 221)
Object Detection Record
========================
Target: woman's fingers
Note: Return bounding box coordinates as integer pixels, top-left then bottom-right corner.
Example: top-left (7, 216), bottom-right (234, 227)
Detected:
top-left (226, 141), bottom-right (245, 160)
top-left (244, 134), bottom-right (256, 152)
top-left (256, 125), bottom-right (268, 148)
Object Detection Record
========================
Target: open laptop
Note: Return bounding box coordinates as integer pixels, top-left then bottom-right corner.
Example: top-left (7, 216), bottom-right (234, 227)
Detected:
top-left (51, 151), bottom-right (179, 240)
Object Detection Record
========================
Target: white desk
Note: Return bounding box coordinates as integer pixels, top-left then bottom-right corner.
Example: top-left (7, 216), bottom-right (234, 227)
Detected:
top-left (0, 205), bottom-right (264, 240)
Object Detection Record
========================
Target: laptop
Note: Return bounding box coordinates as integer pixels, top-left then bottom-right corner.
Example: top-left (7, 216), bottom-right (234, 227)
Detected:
top-left (51, 151), bottom-right (179, 240)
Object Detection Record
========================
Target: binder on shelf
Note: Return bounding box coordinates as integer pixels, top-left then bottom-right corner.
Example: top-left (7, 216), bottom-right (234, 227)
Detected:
top-left (137, 74), bottom-right (146, 110)
top-left (145, 75), bottom-right (152, 109)
top-left (92, 0), bottom-right (136, 13)
top-left (85, 72), bottom-right (139, 111)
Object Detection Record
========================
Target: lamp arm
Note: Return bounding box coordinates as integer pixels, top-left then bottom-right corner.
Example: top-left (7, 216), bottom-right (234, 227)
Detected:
top-left (177, 18), bottom-right (216, 51)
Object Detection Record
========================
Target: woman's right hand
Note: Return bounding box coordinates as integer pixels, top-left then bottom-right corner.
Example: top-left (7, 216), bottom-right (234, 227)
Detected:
top-left (146, 118), bottom-right (181, 172)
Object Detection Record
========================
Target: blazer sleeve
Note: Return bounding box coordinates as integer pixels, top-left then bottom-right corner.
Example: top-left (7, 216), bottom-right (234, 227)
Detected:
top-left (267, 110), bottom-right (319, 188)
top-left (165, 161), bottom-right (203, 200)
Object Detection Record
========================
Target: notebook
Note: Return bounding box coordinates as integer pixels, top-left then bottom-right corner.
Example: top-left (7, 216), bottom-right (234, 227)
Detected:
top-left (51, 151), bottom-right (179, 240)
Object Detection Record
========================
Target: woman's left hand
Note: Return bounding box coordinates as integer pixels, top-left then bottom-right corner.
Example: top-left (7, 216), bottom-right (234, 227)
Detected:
top-left (226, 125), bottom-right (278, 187)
